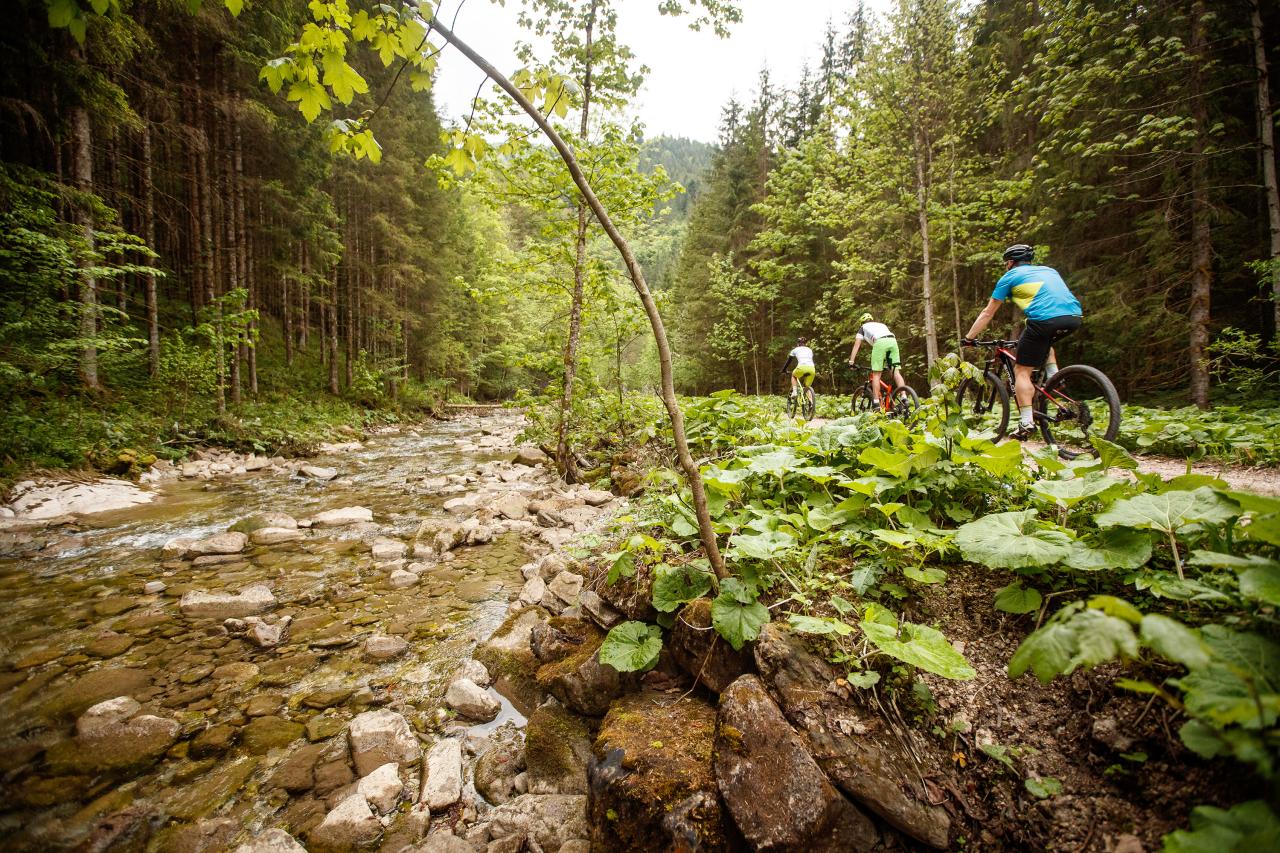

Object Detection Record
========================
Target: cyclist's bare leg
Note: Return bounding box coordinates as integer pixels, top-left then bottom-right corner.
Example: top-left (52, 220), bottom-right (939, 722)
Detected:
top-left (892, 367), bottom-right (905, 389)
top-left (789, 374), bottom-right (798, 397)
top-left (869, 370), bottom-right (883, 404)
top-left (1045, 347), bottom-right (1059, 379)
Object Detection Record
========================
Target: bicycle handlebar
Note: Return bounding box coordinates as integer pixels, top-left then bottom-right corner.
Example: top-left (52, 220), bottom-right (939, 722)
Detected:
top-left (963, 339), bottom-right (1019, 348)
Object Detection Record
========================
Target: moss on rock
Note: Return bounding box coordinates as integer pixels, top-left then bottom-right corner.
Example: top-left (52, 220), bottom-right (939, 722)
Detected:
top-left (589, 688), bottom-right (731, 851)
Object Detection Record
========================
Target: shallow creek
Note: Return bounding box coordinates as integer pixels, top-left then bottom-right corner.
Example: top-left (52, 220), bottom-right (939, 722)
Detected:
top-left (0, 414), bottom-right (538, 850)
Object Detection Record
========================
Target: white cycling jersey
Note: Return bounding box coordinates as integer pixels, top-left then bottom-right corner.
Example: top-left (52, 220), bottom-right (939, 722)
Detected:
top-left (857, 322), bottom-right (892, 344)
top-left (789, 346), bottom-right (815, 368)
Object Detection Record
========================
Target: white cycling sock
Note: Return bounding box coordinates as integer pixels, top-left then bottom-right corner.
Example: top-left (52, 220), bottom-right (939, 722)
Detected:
top-left (1044, 362), bottom-right (1058, 380)
top-left (1019, 405), bottom-right (1034, 428)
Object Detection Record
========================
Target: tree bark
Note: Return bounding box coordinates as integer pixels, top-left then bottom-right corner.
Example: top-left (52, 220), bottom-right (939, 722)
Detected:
top-left (1253, 0), bottom-right (1280, 341)
top-left (329, 269), bottom-right (341, 395)
top-left (554, 0), bottom-right (598, 484)
top-left (433, 21), bottom-right (727, 579)
top-left (913, 126), bottom-right (939, 367)
top-left (141, 119), bottom-right (160, 376)
top-left (70, 100), bottom-right (99, 390)
top-left (1188, 0), bottom-right (1212, 409)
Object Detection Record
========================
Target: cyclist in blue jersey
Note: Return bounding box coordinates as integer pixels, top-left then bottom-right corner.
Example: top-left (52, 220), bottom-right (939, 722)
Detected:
top-left (962, 244), bottom-right (1083, 439)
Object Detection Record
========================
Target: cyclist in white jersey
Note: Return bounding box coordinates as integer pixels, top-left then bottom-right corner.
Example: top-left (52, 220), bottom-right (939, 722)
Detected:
top-left (781, 337), bottom-right (817, 399)
top-left (847, 312), bottom-right (904, 406)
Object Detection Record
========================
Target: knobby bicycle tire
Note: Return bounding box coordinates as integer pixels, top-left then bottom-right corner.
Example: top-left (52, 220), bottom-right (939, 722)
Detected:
top-left (802, 388), bottom-right (816, 420)
top-left (851, 385), bottom-right (877, 415)
top-left (1035, 364), bottom-right (1121, 459)
top-left (956, 370), bottom-right (1010, 439)
top-left (890, 385), bottom-right (920, 420)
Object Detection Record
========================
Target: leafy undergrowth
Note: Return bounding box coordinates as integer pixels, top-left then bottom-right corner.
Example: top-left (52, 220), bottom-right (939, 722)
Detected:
top-left (1119, 404), bottom-right (1280, 468)
top-left (552, 356), bottom-right (1280, 849)
top-left (0, 389), bottom-right (422, 486)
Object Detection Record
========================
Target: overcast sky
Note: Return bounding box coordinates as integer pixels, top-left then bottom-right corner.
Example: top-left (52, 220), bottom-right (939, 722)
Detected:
top-left (432, 0), bottom-right (891, 144)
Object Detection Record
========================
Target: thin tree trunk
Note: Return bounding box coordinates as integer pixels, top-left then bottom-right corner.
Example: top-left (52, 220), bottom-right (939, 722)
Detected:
top-left (329, 270), bottom-right (340, 395)
top-left (433, 21), bottom-right (727, 578)
top-left (283, 271), bottom-right (294, 366)
top-left (1253, 0), bottom-right (1280, 340)
top-left (70, 100), bottom-right (99, 390)
top-left (553, 0), bottom-right (598, 484)
top-left (141, 119), bottom-right (160, 376)
top-left (913, 127), bottom-right (939, 367)
top-left (1189, 0), bottom-right (1212, 409)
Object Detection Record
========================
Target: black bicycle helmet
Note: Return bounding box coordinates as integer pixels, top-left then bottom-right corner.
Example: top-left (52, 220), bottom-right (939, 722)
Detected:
top-left (1002, 244), bottom-right (1035, 263)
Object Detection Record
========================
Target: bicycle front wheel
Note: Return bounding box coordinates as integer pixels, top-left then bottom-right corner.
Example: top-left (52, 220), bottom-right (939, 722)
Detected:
top-left (786, 392), bottom-right (798, 419)
top-left (1036, 364), bottom-right (1121, 459)
top-left (956, 371), bottom-right (1010, 440)
top-left (803, 388), bottom-right (816, 419)
top-left (890, 385), bottom-right (920, 421)
top-left (852, 386), bottom-right (876, 415)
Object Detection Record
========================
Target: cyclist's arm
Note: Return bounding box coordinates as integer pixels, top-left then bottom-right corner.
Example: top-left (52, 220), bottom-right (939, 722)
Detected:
top-left (848, 337), bottom-right (863, 363)
top-left (780, 354), bottom-right (797, 375)
top-left (964, 298), bottom-right (1003, 341)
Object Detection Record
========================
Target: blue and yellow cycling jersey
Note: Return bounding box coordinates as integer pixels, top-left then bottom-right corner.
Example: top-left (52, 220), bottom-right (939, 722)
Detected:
top-left (992, 264), bottom-right (1082, 321)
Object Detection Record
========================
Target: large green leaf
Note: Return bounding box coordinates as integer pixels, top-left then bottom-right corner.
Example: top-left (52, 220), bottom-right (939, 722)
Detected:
top-left (1140, 614), bottom-right (1210, 670)
top-left (1239, 565), bottom-right (1280, 607)
top-left (858, 446), bottom-right (914, 479)
top-left (1008, 606), bottom-right (1138, 683)
top-left (994, 583), bottom-right (1042, 614)
top-left (711, 593), bottom-right (770, 651)
top-left (1063, 528), bottom-right (1153, 571)
top-left (787, 614), bottom-right (854, 636)
top-left (1030, 472), bottom-right (1124, 508)
top-left (1176, 625), bottom-right (1280, 728)
top-left (651, 564), bottom-right (713, 613)
top-left (1095, 487), bottom-right (1239, 536)
top-left (860, 619), bottom-right (975, 680)
top-left (954, 510), bottom-right (1073, 569)
top-left (727, 528), bottom-right (796, 561)
top-left (1161, 800), bottom-right (1280, 853)
top-left (598, 622), bottom-right (663, 673)
top-left (969, 440), bottom-right (1024, 477)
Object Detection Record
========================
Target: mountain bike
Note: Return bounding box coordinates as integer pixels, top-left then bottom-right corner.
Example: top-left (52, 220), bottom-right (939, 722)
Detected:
top-left (786, 379), bottom-right (816, 420)
top-left (956, 339), bottom-right (1121, 459)
top-left (849, 363), bottom-right (920, 420)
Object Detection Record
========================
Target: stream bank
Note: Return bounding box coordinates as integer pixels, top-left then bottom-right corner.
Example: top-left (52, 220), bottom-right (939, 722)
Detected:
top-left (0, 412), bottom-right (628, 852)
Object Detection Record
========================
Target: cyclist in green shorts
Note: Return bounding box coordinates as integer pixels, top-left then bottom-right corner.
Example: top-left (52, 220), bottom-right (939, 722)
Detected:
top-left (847, 312), bottom-right (904, 406)
top-left (781, 336), bottom-right (817, 399)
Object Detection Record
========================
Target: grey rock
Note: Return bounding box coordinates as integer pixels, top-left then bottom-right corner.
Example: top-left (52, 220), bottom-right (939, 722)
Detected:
top-left (388, 569), bottom-right (420, 589)
top-left (445, 678), bottom-right (500, 722)
top-left (754, 623), bottom-right (951, 849)
top-left (364, 635), bottom-right (409, 661)
top-left (371, 537), bottom-right (407, 562)
top-left (357, 762), bottom-right (406, 814)
top-left (250, 527), bottom-right (303, 546)
top-left (423, 738), bottom-right (463, 810)
top-left (455, 659), bottom-right (491, 688)
top-left (143, 580), bottom-right (167, 595)
top-left (545, 572), bottom-right (583, 607)
top-left (513, 446), bottom-right (547, 467)
top-left (310, 793), bottom-right (381, 849)
top-left (716, 675), bottom-right (880, 851)
top-left (76, 696), bottom-right (141, 738)
top-left (233, 828), bottom-right (308, 853)
top-left (518, 576), bottom-right (546, 607)
top-left (311, 506), bottom-right (374, 527)
top-left (487, 794), bottom-right (588, 852)
top-left (188, 531), bottom-right (248, 556)
top-left (348, 709), bottom-right (421, 776)
top-left (300, 464), bottom-right (339, 481)
top-left (179, 584), bottom-right (276, 619)
top-left (578, 590), bottom-right (623, 630)
top-left (579, 489), bottom-right (613, 507)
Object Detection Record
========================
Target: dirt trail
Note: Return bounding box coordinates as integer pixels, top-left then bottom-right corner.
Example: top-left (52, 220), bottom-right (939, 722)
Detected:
top-left (1128, 453), bottom-right (1280, 496)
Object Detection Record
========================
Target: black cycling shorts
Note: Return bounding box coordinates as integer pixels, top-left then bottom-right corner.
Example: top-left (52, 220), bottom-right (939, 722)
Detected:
top-left (1017, 315), bottom-right (1082, 368)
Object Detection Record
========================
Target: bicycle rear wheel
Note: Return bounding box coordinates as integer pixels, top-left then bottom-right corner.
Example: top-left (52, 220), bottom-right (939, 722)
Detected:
top-left (852, 386), bottom-right (876, 415)
top-left (1035, 364), bottom-right (1121, 459)
top-left (802, 388), bottom-right (816, 419)
top-left (890, 385), bottom-right (920, 420)
top-left (956, 371), bottom-right (1010, 439)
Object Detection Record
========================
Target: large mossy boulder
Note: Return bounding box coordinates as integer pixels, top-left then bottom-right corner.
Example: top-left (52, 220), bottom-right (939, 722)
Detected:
top-left (753, 624), bottom-right (951, 849)
top-left (524, 701), bottom-right (593, 795)
top-left (588, 688), bottom-right (734, 851)
top-left (473, 607), bottom-right (551, 716)
top-left (716, 675), bottom-right (883, 850)
top-left (669, 598), bottom-right (754, 694)
top-left (593, 563), bottom-right (656, 623)
top-left (535, 622), bottom-right (637, 717)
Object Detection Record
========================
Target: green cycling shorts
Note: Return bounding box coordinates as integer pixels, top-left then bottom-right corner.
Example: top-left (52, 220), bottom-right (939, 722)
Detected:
top-left (870, 338), bottom-right (900, 372)
top-left (792, 365), bottom-right (816, 387)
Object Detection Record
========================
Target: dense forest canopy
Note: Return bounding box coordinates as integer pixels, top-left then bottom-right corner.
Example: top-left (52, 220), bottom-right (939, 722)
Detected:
top-left (0, 0), bottom-right (1278, 476)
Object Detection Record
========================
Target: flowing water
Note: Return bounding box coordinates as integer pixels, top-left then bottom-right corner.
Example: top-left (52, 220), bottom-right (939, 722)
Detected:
top-left (0, 414), bottom-right (537, 850)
